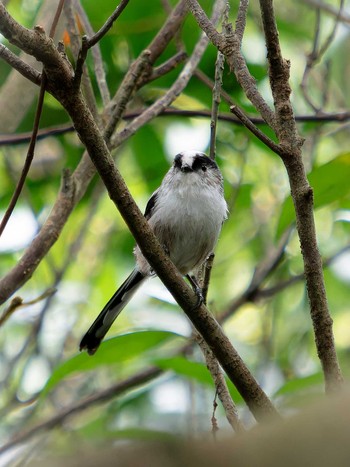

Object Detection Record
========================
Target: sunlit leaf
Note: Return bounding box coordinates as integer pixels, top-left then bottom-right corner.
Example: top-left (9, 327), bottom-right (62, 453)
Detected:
top-left (277, 153), bottom-right (350, 237)
top-left (154, 356), bottom-right (242, 403)
top-left (41, 330), bottom-right (182, 397)
top-left (274, 372), bottom-right (323, 396)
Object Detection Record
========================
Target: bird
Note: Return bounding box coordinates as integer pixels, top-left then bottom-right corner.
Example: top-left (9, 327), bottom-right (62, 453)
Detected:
top-left (80, 151), bottom-right (228, 355)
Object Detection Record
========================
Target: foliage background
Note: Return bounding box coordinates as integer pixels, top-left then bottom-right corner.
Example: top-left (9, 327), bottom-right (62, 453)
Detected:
top-left (1, 0), bottom-right (350, 459)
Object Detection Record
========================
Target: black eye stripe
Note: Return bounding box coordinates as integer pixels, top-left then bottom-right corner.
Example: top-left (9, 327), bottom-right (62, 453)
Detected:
top-left (173, 153), bottom-right (218, 171)
top-left (192, 156), bottom-right (218, 171)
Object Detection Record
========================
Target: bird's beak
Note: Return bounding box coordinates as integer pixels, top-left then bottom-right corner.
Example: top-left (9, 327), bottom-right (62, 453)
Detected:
top-left (181, 164), bottom-right (193, 173)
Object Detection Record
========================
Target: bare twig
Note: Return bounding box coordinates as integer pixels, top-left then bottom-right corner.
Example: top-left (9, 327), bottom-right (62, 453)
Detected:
top-left (86, 0), bottom-right (130, 48)
top-left (201, 253), bottom-right (214, 305)
top-left (0, 44), bottom-right (41, 85)
top-left (111, 0), bottom-right (226, 149)
top-left (0, 0), bottom-right (65, 237)
top-left (185, 0), bottom-right (276, 129)
top-left (196, 332), bottom-right (244, 432)
top-left (103, 0), bottom-right (188, 141)
top-left (104, 49), bottom-right (152, 140)
top-left (0, 79), bottom-right (47, 237)
top-left (209, 51), bottom-right (224, 160)
top-left (301, 0), bottom-right (344, 112)
top-left (208, 3), bottom-right (229, 160)
top-left (211, 392), bottom-right (219, 438)
top-left (1, 0), bottom-right (277, 419)
top-left (0, 288), bottom-right (56, 328)
top-left (302, 0), bottom-right (350, 24)
top-left (193, 250), bottom-right (244, 431)
top-left (0, 367), bottom-right (163, 455)
top-left (2, 109), bottom-right (350, 147)
top-left (259, 243), bottom-right (350, 300)
top-left (235, 0), bottom-right (249, 44)
top-left (64, 3), bottom-right (100, 120)
top-left (148, 51), bottom-right (188, 82)
top-left (0, 0), bottom-right (187, 304)
top-left (230, 104), bottom-right (285, 156)
top-left (74, 0), bottom-right (110, 105)
top-left (219, 228), bottom-right (292, 322)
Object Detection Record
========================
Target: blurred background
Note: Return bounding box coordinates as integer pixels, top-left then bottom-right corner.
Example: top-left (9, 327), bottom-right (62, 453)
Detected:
top-left (1, 0), bottom-right (350, 462)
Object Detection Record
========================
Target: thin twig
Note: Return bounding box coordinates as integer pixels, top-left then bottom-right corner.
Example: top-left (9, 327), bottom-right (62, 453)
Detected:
top-left (0, 367), bottom-right (163, 455)
top-left (235, 0), bottom-right (249, 44)
top-left (87, 0), bottom-right (130, 48)
top-left (196, 250), bottom-right (243, 432)
top-left (2, 108), bottom-right (350, 147)
top-left (0, 78), bottom-right (46, 237)
top-left (0, 288), bottom-right (56, 327)
top-left (201, 253), bottom-right (214, 304)
top-left (219, 228), bottom-right (292, 322)
top-left (302, 0), bottom-right (350, 23)
top-left (208, 3), bottom-right (230, 160)
top-left (148, 51), bottom-right (188, 82)
top-left (0, 0), bottom-right (188, 305)
top-left (186, 0), bottom-right (276, 129)
top-left (301, 0), bottom-right (344, 112)
top-left (102, 0), bottom-right (188, 141)
top-left (230, 104), bottom-right (285, 157)
top-left (74, 0), bottom-right (111, 105)
top-left (209, 51), bottom-right (224, 160)
top-left (74, 0), bottom-right (130, 88)
top-left (0, 0), bottom-right (65, 237)
top-left (195, 332), bottom-right (244, 432)
top-left (0, 44), bottom-right (41, 85)
top-left (64, 2), bottom-right (100, 120)
top-left (112, 0), bottom-right (227, 148)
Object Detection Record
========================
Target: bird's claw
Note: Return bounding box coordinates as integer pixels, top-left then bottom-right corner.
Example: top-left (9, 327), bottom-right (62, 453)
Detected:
top-left (193, 286), bottom-right (204, 309)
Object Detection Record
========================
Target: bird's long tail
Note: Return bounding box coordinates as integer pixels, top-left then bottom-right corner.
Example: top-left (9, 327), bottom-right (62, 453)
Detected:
top-left (80, 269), bottom-right (147, 355)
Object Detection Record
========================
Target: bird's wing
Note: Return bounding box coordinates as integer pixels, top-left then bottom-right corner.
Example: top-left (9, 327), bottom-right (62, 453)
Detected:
top-left (144, 189), bottom-right (159, 220)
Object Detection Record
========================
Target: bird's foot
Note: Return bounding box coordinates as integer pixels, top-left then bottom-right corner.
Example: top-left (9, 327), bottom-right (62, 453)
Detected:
top-left (186, 274), bottom-right (204, 309)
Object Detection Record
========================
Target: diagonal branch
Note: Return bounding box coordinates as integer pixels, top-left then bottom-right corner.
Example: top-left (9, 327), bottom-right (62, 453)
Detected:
top-left (0, 0), bottom-right (187, 304)
top-left (185, 0), bottom-right (276, 129)
top-left (0, 44), bottom-right (41, 85)
top-left (86, 0), bottom-right (130, 48)
top-left (0, 367), bottom-right (163, 455)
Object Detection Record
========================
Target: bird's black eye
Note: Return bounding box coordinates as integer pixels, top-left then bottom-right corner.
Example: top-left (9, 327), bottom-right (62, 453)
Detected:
top-left (201, 165), bottom-right (207, 172)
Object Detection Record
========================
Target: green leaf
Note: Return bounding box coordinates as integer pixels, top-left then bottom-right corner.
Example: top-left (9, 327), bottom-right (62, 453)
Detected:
top-left (155, 356), bottom-right (213, 385)
top-left (154, 356), bottom-right (242, 403)
top-left (41, 330), bottom-right (182, 397)
top-left (81, 422), bottom-right (175, 441)
top-left (274, 372), bottom-right (323, 396)
top-left (277, 153), bottom-right (350, 237)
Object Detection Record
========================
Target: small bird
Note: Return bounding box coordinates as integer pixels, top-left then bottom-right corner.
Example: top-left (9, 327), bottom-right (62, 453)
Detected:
top-left (80, 151), bottom-right (228, 355)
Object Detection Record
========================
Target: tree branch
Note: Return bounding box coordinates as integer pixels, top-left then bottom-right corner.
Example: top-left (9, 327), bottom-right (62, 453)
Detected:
top-left (0, 44), bottom-right (41, 85)
top-left (0, 0), bottom-right (188, 303)
top-left (259, 0), bottom-right (343, 392)
top-left (0, 2), bottom-right (279, 420)
top-left (0, 0), bottom-right (65, 237)
top-left (2, 109), bottom-right (350, 147)
top-left (86, 0), bottom-right (130, 48)
top-left (185, 0), bottom-right (276, 129)
top-left (0, 367), bottom-right (163, 455)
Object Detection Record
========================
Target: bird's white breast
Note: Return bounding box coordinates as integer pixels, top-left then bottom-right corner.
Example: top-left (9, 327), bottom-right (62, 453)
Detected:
top-left (147, 171), bottom-right (227, 274)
